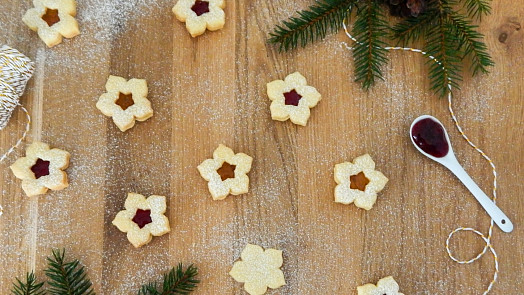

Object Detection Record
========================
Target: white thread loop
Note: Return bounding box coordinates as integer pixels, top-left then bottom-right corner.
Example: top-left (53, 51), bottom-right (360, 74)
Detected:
top-left (0, 106), bottom-right (31, 163)
top-left (343, 19), bottom-right (499, 294)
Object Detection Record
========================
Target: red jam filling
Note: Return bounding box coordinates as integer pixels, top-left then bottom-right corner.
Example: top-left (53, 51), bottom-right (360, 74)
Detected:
top-left (132, 209), bottom-right (152, 229)
top-left (31, 158), bottom-right (50, 179)
top-left (42, 8), bottom-right (60, 27)
top-left (191, 0), bottom-right (210, 16)
top-left (283, 89), bottom-right (302, 106)
top-left (411, 118), bottom-right (449, 158)
top-left (217, 162), bottom-right (236, 181)
top-left (116, 93), bottom-right (134, 110)
top-left (350, 172), bottom-right (369, 191)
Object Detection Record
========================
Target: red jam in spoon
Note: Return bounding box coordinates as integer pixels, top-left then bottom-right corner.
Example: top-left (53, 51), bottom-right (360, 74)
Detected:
top-left (132, 209), bottom-right (152, 229)
top-left (191, 0), bottom-right (210, 16)
top-left (31, 158), bottom-right (50, 179)
top-left (411, 118), bottom-right (449, 158)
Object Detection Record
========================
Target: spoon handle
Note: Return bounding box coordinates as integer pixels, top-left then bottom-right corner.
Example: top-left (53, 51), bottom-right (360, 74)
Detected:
top-left (447, 159), bottom-right (513, 233)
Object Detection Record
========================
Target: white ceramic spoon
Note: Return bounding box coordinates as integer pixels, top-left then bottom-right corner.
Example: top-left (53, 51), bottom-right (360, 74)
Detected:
top-left (410, 115), bottom-right (513, 233)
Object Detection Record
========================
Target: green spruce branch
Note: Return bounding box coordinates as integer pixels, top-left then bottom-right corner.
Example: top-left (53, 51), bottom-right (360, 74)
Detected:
top-left (11, 272), bottom-right (45, 295)
top-left (138, 264), bottom-right (200, 295)
top-left (269, 0), bottom-right (494, 97)
top-left (45, 249), bottom-right (95, 295)
top-left (268, 0), bottom-right (356, 51)
top-left (352, 0), bottom-right (389, 89)
top-left (12, 250), bottom-right (199, 295)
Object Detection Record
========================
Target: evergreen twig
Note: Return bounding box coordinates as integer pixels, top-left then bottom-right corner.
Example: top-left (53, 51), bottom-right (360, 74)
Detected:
top-left (137, 264), bottom-right (199, 295)
top-left (268, 0), bottom-right (493, 97)
top-left (352, 0), bottom-right (389, 89)
top-left (268, 0), bottom-right (356, 51)
top-left (45, 249), bottom-right (95, 295)
top-left (11, 272), bottom-right (45, 295)
top-left (462, 0), bottom-right (491, 20)
top-left (447, 12), bottom-right (494, 74)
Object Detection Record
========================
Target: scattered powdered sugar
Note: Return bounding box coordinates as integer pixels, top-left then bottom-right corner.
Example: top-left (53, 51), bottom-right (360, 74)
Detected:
top-left (0, 0), bottom-right (520, 294)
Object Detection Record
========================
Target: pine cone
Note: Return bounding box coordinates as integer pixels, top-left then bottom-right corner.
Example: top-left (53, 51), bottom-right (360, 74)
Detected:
top-left (385, 0), bottom-right (426, 18)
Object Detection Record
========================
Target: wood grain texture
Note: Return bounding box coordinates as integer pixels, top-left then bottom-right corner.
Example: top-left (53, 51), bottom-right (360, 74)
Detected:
top-left (0, 0), bottom-right (523, 294)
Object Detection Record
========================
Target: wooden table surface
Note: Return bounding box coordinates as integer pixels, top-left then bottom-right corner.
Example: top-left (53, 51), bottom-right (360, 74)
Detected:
top-left (0, 1), bottom-right (522, 294)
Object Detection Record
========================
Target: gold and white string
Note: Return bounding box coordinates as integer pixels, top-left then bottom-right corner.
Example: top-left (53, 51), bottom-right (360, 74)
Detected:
top-left (0, 46), bottom-right (34, 163)
top-left (342, 20), bottom-right (499, 295)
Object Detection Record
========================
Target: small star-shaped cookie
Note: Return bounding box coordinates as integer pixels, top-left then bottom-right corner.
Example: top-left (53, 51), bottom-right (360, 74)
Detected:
top-left (357, 276), bottom-right (404, 295)
top-left (173, 0), bottom-right (226, 37)
top-left (197, 144), bottom-right (253, 200)
top-left (96, 75), bottom-right (153, 132)
top-left (229, 244), bottom-right (286, 295)
top-left (22, 0), bottom-right (80, 47)
top-left (9, 141), bottom-right (70, 197)
top-left (266, 72), bottom-right (322, 126)
top-left (334, 154), bottom-right (388, 210)
top-left (112, 193), bottom-right (171, 248)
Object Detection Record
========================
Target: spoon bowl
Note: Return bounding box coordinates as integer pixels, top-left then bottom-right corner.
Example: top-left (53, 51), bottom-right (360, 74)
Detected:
top-left (410, 115), bottom-right (513, 233)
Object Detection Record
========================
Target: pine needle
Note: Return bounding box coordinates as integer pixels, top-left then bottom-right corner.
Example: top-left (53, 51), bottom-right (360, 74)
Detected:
top-left (269, 0), bottom-right (356, 51)
top-left (45, 249), bottom-right (95, 295)
top-left (352, 0), bottom-right (389, 89)
top-left (137, 264), bottom-right (200, 295)
top-left (11, 272), bottom-right (45, 295)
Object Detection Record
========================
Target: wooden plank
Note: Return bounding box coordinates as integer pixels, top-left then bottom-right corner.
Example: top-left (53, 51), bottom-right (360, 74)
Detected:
top-left (0, 0), bottom-right (523, 294)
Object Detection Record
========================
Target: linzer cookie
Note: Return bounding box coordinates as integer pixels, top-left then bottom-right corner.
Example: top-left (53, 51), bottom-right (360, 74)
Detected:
top-left (112, 193), bottom-right (171, 248)
top-left (197, 144), bottom-right (253, 200)
top-left (334, 154), bottom-right (388, 210)
top-left (22, 0), bottom-right (80, 47)
top-left (173, 0), bottom-right (226, 37)
top-left (96, 75), bottom-right (153, 132)
top-left (266, 72), bottom-right (321, 126)
top-left (9, 141), bottom-right (70, 197)
top-left (357, 276), bottom-right (404, 295)
top-left (229, 244), bottom-right (286, 295)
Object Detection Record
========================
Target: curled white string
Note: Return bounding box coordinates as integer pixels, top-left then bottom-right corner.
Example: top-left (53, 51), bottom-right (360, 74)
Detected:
top-left (342, 20), bottom-right (499, 295)
top-left (0, 106), bottom-right (31, 163)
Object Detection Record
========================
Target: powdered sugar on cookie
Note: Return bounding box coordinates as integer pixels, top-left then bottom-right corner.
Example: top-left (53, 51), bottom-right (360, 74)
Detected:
top-left (10, 141), bottom-right (70, 197)
top-left (96, 75), bottom-right (153, 132)
top-left (266, 72), bottom-right (321, 126)
top-left (112, 193), bottom-right (171, 248)
top-left (173, 0), bottom-right (226, 37)
top-left (197, 144), bottom-right (253, 200)
top-left (22, 0), bottom-right (80, 47)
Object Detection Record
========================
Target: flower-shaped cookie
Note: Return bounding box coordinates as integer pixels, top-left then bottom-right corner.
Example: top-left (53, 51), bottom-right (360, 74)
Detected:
top-left (334, 154), bottom-right (388, 210)
top-left (173, 0), bottom-right (226, 37)
top-left (266, 72), bottom-right (322, 126)
top-left (9, 141), bottom-right (70, 197)
top-left (22, 0), bottom-right (80, 47)
top-left (357, 276), bottom-right (404, 295)
top-left (96, 75), bottom-right (153, 132)
top-left (197, 144), bottom-right (253, 200)
top-left (229, 244), bottom-right (286, 295)
top-left (112, 193), bottom-right (170, 248)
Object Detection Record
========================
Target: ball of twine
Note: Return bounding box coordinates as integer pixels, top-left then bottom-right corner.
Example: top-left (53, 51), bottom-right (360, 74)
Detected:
top-left (0, 45), bottom-right (34, 161)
